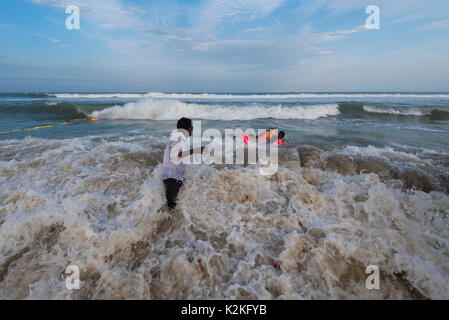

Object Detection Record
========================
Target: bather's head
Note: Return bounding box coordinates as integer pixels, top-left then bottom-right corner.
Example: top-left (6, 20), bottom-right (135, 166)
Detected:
top-left (177, 117), bottom-right (193, 136)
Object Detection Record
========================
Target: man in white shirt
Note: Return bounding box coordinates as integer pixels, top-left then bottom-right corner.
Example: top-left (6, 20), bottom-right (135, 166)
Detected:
top-left (162, 118), bottom-right (204, 209)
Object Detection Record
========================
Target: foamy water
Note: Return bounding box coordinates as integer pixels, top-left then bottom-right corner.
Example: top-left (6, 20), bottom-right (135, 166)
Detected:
top-left (91, 99), bottom-right (341, 121)
top-left (50, 92), bottom-right (449, 100)
top-left (362, 105), bottom-right (440, 117)
top-left (1, 134), bottom-right (448, 299)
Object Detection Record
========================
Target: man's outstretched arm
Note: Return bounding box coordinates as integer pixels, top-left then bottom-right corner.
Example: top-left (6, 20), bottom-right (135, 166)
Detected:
top-left (178, 146), bottom-right (206, 159)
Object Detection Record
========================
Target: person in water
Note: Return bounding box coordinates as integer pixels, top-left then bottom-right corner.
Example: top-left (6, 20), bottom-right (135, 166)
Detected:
top-left (242, 128), bottom-right (289, 145)
top-left (259, 128), bottom-right (278, 141)
top-left (278, 131), bottom-right (290, 145)
top-left (162, 118), bottom-right (205, 209)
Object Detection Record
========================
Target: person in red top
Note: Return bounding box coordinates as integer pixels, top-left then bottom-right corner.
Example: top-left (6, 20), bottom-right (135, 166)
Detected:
top-left (259, 128), bottom-right (277, 141)
top-left (277, 131), bottom-right (289, 145)
top-left (242, 128), bottom-right (289, 145)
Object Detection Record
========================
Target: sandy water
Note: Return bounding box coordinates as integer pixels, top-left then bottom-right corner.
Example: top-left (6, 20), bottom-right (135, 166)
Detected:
top-left (0, 133), bottom-right (448, 299)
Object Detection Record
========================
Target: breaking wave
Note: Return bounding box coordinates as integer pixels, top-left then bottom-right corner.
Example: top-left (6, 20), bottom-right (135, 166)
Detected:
top-left (363, 105), bottom-right (449, 120)
top-left (91, 99), bottom-right (341, 121)
top-left (363, 105), bottom-right (426, 116)
top-left (50, 92), bottom-right (449, 99)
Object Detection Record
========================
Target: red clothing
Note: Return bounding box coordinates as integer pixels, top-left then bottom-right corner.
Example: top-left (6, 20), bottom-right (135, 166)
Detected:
top-left (242, 133), bottom-right (284, 145)
top-left (260, 132), bottom-right (270, 140)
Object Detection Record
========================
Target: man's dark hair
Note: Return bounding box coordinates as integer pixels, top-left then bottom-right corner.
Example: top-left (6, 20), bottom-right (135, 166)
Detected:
top-left (177, 117), bottom-right (192, 130)
top-left (279, 131), bottom-right (285, 138)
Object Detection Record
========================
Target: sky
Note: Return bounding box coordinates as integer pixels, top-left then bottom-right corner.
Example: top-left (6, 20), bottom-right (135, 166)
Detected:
top-left (0, 0), bottom-right (448, 92)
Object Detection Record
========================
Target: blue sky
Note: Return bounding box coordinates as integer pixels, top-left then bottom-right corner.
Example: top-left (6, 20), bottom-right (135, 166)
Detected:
top-left (0, 0), bottom-right (448, 92)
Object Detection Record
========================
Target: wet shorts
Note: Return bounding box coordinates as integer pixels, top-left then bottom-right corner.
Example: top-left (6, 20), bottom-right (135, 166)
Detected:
top-left (163, 178), bottom-right (183, 209)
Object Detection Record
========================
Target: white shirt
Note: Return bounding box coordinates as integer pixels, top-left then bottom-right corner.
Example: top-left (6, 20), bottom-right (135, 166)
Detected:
top-left (162, 131), bottom-right (188, 181)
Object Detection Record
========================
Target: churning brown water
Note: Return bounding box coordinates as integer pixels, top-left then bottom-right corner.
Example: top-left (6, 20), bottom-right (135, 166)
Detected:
top-left (0, 134), bottom-right (448, 299)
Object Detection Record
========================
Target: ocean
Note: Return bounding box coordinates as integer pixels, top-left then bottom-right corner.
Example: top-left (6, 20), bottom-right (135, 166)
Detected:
top-left (0, 92), bottom-right (448, 299)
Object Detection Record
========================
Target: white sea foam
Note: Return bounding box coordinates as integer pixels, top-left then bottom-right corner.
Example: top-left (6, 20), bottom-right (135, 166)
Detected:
top-left (338, 145), bottom-right (424, 163)
top-left (50, 92), bottom-right (449, 99)
top-left (91, 99), bottom-right (341, 120)
top-left (0, 135), bottom-right (448, 299)
top-left (363, 105), bottom-right (427, 116)
top-left (145, 92), bottom-right (449, 100)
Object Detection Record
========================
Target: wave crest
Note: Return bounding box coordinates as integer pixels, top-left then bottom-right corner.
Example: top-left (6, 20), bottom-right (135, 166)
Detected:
top-left (363, 105), bottom-right (426, 116)
top-left (51, 92), bottom-right (449, 99)
top-left (363, 105), bottom-right (449, 119)
top-left (91, 99), bottom-right (341, 121)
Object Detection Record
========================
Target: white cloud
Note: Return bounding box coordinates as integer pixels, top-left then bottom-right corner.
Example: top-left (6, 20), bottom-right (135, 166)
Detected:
top-left (28, 0), bottom-right (368, 70)
top-left (243, 27), bottom-right (267, 33)
top-left (30, 0), bottom-right (149, 31)
top-left (165, 35), bottom-right (193, 41)
top-left (417, 18), bottom-right (449, 31)
top-left (37, 33), bottom-right (60, 43)
top-left (198, 0), bottom-right (285, 29)
top-left (294, 0), bottom-right (449, 23)
top-left (25, 0), bottom-right (449, 91)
